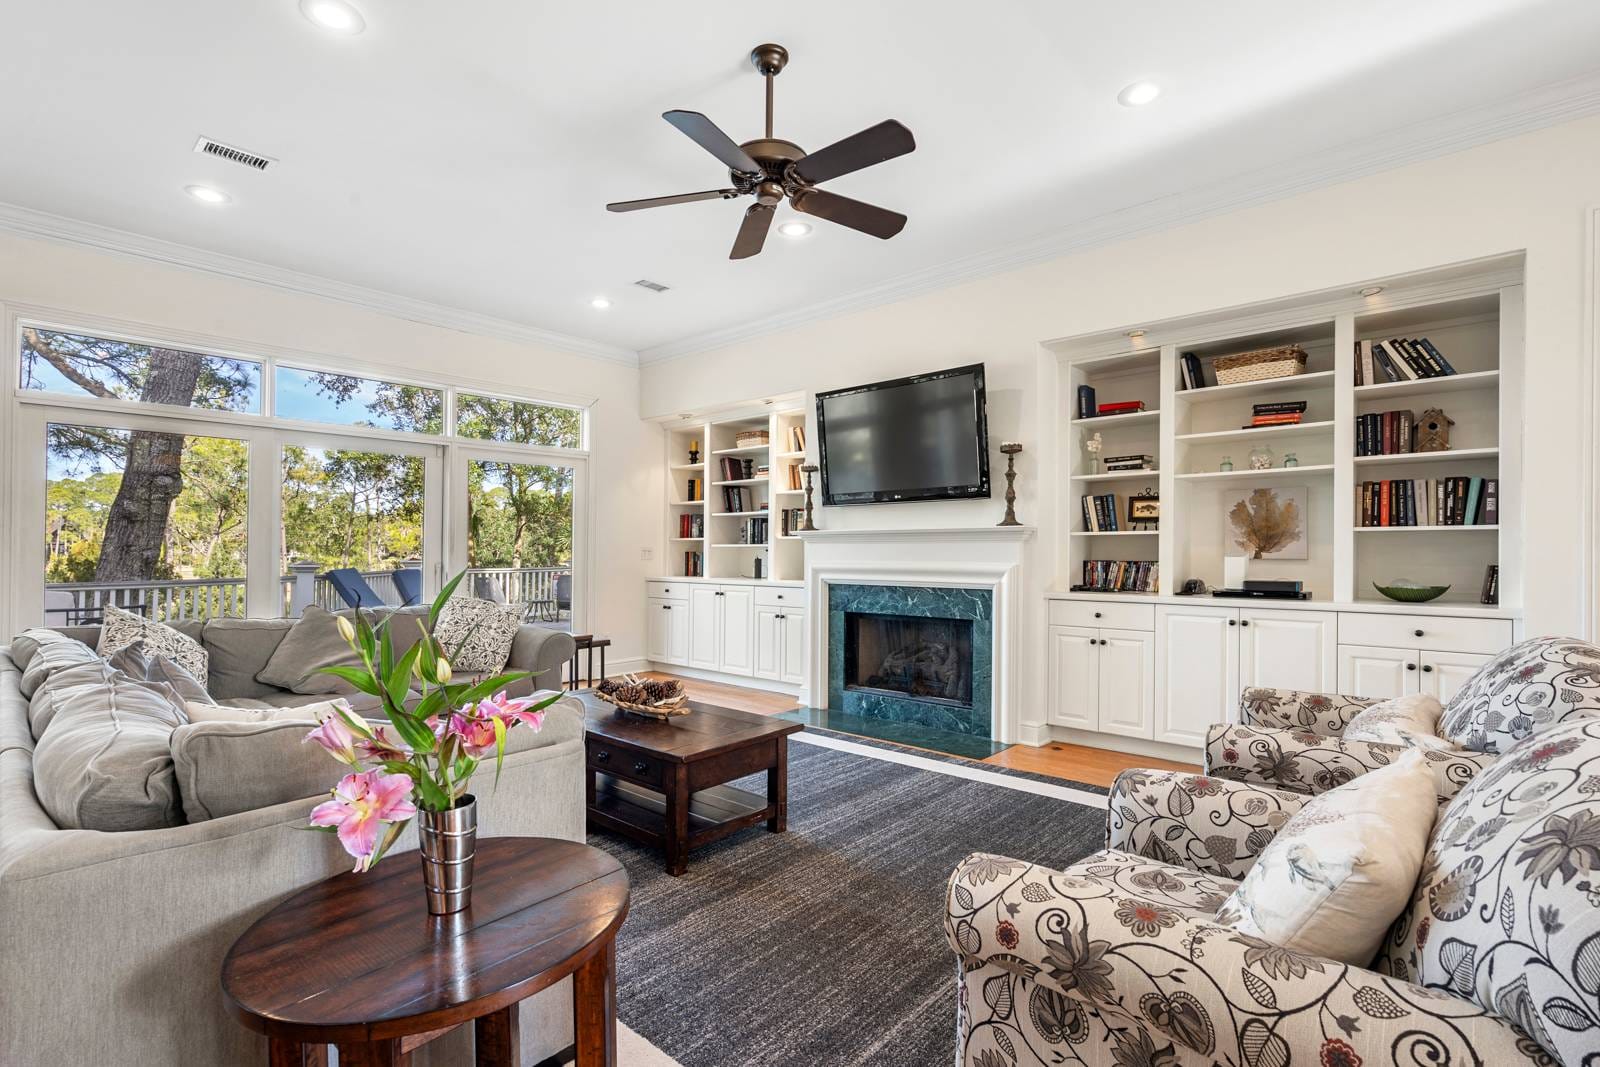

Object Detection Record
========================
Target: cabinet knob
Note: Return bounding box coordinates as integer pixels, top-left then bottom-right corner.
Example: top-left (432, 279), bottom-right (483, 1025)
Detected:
top-left (1228, 619), bottom-right (1237, 626)
top-left (1407, 662), bottom-right (1417, 671)
top-left (595, 749), bottom-right (610, 762)
top-left (1099, 639), bottom-right (1109, 646)
top-left (715, 591), bottom-right (725, 597)
top-left (777, 594), bottom-right (784, 600)
top-left (663, 604), bottom-right (671, 610)
top-left (776, 613), bottom-right (784, 620)
top-left (633, 761), bottom-right (649, 774)
top-left (1422, 664), bottom-right (1434, 673)
top-left (1093, 611), bottom-right (1102, 619)
top-left (1240, 620), bottom-right (1250, 628)
top-left (1414, 629), bottom-right (1424, 637)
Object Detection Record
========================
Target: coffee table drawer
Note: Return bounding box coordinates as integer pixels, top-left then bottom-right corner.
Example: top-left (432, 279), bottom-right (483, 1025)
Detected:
top-left (587, 743), bottom-right (664, 787)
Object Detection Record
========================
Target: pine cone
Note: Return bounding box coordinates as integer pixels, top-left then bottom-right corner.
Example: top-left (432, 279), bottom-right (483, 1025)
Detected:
top-left (596, 677), bottom-right (622, 696)
top-left (614, 684), bottom-right (649, 705)
top-left (643, 679), bottom-right (683, 703)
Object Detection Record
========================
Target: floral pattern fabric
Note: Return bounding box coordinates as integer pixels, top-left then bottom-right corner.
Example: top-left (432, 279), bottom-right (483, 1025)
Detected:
top-left (96, 603), bottom-right (208, 682)
top-left (1436, 635), bottom-right (1600, 754)
top-left (431, 596), bottom-right (523, 673)
top-left (1372, 717), bottom-right (1600, 1065)
top-left (1239, 686), bottom-right (1378, 736)
top-left (1206, 722), bottom-right (1492, 805)
top-left (1107, 768), bottom-right (1307, 882)
top-left (947, 849), bottom-right (1544, 1067)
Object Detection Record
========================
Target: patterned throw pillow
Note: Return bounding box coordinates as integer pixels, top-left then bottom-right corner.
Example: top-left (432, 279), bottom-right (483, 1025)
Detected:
top-left (1436, 635), bottom-right (1600, 753)
top-left (1373, 717), bottom-right (1600, 1064)
top-left (433, 597), bottom-right (522, 673)
top-left (1213, 749), bottom-right (1438, 965)
top-left (1344, 692), bottom-right (1454, 750)
top-left (97, 604), bottom-right (208, 682)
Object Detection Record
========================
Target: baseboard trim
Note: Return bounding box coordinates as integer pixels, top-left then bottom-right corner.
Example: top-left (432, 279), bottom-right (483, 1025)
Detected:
top-left (1046, 726), bottom-right (1201, 766)
top-left (1016, 722), bottom-right (1051, 747)
top-left (646, 662), bottom-right (801, 696)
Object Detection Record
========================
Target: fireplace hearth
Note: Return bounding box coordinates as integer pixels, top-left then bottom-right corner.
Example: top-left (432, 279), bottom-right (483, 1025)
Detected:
top-left (844, 612), bottom-right (973, 708)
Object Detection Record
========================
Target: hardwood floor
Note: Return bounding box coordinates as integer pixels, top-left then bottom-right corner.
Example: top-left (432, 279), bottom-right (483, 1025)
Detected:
top-left (625, 672), bottom-right (1198, 787)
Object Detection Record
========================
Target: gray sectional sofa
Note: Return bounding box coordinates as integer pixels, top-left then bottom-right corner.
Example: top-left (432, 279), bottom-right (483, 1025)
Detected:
top-left (0, 609), bottom-right (583, 1066)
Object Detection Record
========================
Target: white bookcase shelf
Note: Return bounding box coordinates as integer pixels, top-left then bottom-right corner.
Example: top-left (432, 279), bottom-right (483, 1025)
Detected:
top-left (1175, 420), bottom-right (1335, 444)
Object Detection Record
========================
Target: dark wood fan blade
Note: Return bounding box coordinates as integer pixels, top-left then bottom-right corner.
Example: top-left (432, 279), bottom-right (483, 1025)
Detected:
top-left (663, 111), bottom-right (763, 176)
top-left (792, 189), bottom-right (906, 240)
top-left (791, 120), bottom-right (915, 185)
top-left (730, 204), bottom-right (775, 260)
top-left (606, 189), bottom-right (741, 212)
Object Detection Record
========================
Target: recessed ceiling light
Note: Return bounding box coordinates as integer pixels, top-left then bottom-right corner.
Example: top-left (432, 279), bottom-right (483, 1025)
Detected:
top-left (1126, 329), bottom-right (1147, 339)
top-left (299, 0), bottom-right (365, 34)
top-left (777, 221), bottom-right (812, 238)
top-left (590, 297), bottom-right (612, 309)
top-left (1359, 285), bottom-right (1385, 297)
top-left (185, 185), bottom-right (231, 205)
top-left (1117, 81), bottom-right (1161, 107)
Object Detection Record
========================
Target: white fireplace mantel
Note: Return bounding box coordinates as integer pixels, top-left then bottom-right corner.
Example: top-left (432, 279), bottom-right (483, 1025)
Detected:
top-left (799, 525), bottom-right (1035, 744)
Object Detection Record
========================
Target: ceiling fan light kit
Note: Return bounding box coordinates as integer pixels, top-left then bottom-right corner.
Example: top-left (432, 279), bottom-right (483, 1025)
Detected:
top-left (606, 43), bottom-right (916, 260)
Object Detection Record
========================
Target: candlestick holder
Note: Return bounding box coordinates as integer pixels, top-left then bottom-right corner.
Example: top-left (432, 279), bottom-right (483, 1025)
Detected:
top-left (998, 443), bottom-right (1023, 526)
top-left (799, 464), bottom-right (820, 531)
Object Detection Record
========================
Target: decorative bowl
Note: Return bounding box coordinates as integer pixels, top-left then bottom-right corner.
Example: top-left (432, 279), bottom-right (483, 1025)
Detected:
top-left (1372, 582), bottom-right (1450, 603)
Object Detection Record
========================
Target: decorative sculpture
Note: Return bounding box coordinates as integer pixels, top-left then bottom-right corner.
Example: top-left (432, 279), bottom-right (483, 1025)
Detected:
top-left (800, 464), bottom-right (820, 531)
top-left (1415, 408), bottom-right (1454, 452)
top-left (997, 443), bottom-right (1023, 526)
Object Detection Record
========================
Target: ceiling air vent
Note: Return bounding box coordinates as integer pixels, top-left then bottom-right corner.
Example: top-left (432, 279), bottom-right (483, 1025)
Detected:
top-left (193, 136), bottom-right (277, 171)
top-left (633, 279), bottom-right (670, 293)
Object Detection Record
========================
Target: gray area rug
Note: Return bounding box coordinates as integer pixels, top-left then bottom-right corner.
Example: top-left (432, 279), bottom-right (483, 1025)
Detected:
top-left (592, 738), bottom-right (1108, 1067)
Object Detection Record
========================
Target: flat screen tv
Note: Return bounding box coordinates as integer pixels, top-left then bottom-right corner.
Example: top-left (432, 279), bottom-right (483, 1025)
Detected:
top-left (816, 363), bottom-right (990, 505)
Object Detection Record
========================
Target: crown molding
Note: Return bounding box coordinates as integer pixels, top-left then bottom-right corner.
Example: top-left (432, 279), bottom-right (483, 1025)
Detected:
top-left (0, 202), bottom-right (639, 367)
top-left (638, 71), bottom-right (1600, 366)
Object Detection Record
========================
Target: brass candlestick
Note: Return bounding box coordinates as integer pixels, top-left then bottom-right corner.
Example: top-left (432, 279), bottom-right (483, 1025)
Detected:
top-left (800, 464), bottom-right (820, 531)
top-left (998, 442), bottom-right (1023, 526)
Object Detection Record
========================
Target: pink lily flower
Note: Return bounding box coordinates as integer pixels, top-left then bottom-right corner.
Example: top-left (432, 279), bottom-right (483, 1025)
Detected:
top-left (353, 724), bottom-right (409, 765)
top-left (481, 690), bottom-right (547, 731)
top-left (304, 713), bottom-right (360, 766)
top-left (308, 771), bottom-right (418, 872)
top-left (447, 711), bottom-right (500, 757)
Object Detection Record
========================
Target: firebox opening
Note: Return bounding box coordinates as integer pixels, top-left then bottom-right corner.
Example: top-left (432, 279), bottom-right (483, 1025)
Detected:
top-left (843, 611), bottom-right (974, 708)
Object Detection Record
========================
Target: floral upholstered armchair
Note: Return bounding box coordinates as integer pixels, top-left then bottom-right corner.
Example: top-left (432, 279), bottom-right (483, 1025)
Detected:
top-left (945, 715), bottom-right (1600, 1067)
top-left (1205, 636), bottom-right (1600, 805)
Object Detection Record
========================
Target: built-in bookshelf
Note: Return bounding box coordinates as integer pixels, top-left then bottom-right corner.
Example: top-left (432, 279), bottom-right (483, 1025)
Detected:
top-left (1047, 262), bottom-right (1521, 610)
top-left (662, 406), bottom-right (808, 581)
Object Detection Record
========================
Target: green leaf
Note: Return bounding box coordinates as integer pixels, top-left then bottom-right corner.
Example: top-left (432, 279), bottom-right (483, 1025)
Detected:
top-left (414, 688), bottom-right (448, 721)
top-left (332, 702), bottom-right (375, 739)
top-left (388, 643), bottom-right (422, 709)
top-left (412, 772), bottom-right (450, 811)
top-left (315, 665), bottom-right (381, 696)
top-left (379, 760), bottom-right (419, 778)
top-left (429, 570), bottom-right (467, 630)
top-left (295, 824), bottom-right (341, 834)
top-left (492, 714), bottom-right (507, 786)
top-left (455, 671), bottom-right (534, 705)
top-left (368, 819), bottom-right (410, 868)
top-left (386, 707), bottom-right (437, 755)
top-left (378, 620), bottom-right (394, 681)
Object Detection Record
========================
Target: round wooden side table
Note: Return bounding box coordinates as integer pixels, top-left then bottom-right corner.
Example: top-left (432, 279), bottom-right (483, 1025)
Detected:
top-left (222, 837), bottom-right (629, 1067)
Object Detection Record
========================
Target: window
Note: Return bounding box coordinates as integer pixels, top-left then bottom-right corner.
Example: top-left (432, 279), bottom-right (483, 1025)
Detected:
top-left (22, 327), bottom-right (261, 413)
top-left (456, 393), bottom-right (582, 448)
top-left (466, 458), bottom-right (574, 629)
top-left (275, 366), bottom-right (443, 433)
top-left (44, 422), bottom-right (249, 623)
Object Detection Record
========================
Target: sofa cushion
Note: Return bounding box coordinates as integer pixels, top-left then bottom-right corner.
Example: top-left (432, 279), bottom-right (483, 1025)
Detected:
top-left (97, 604), bottom-right (209, 681)
top-left (200, 616), bottom-right (294, 698)
top-left (434, 597), bottom-right (522, 673)
top-left (1213, 750), bottom-right (1438, 965)
top-left (1373, 717), bottom-right (1600, 1064)
top-left (254, 605), bottom-right (367, 695)
top-left (108, 643), bottom-right (212, 704)
top-left (12, 628), bottom-right (101, 701)
top-left (170, 692), bottom-right (585, 822)
top-left (1344, 692), bottom-right (1454, 750)
top-left (1437, 635), bottom-right (1600, 754)
top-left (30, 662), bottom-right (188, 830)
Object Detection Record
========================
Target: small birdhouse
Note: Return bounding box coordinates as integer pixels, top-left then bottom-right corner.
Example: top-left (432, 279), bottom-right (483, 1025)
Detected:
top-left (1415, 407), bottom-right (1454, 452)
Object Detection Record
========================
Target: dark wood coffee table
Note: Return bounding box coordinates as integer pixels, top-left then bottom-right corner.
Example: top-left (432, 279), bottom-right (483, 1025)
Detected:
top-left (580, 694), bottom-right (803, 876)
top-left (221, 838), bottom-right (629, 1067)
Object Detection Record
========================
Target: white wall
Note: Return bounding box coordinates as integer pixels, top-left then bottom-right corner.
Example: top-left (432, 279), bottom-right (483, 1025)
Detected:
top-left (0, 231), bottom-right (661, 668)
top-left (642, 113), bottom-right (1600, 644)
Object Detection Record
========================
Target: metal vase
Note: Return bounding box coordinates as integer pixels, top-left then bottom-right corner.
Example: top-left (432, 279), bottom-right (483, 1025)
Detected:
top-left (417, 795), bottom-right (477, 915)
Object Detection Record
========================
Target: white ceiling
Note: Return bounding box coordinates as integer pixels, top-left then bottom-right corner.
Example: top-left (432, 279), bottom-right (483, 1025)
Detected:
top-left (3, 0), bottom-right (1599, 362)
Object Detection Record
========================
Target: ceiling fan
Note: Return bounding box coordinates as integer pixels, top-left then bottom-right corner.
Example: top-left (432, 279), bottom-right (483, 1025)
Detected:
top-left (606, 43), bottom-right (916, 260)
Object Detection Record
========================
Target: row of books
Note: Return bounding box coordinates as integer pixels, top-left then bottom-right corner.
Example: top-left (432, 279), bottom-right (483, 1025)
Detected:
top-left (1355, 337), bottom-right (1458, 385)
top-left (1102, 453), bottom-right (1153, 472)
top-left (676, 513), bottom-right (704, 539)
top-left (684, 477), bottom-right (703, 502)
top-left (683, 551), bottom-right (703, 577)
top-left (1081, 493), bottom-right (1122, 532)
top-left (1076, 560), bottom-right (1158, 594)
top-left (784, 463), bottom-right (804, 490)
top-left (736, 517), bottom-right (770, 545)
top-left (1249, 400), bottom-right (1305, 428)
top-left (1355, 410), bottom-right (1419, 456)
top-left (1358, 477), bottom-right (1497, 527)
top-left (720, 486), bottom-right (756, 512)
top-left (784, 424), bottom-right (807, 452)
top-left (777, 507), bottom-right (807, 537)
top-left (1177, 352), bottom-right (1210, 391)
top-left (1075, 385), bottom-right (1148, 419)
top-left (717, 456), bottom-right (756, 481)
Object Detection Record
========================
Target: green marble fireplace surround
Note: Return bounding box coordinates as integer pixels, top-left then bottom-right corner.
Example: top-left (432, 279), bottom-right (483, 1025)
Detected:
top-left (827, 582), bottom-right (994, 736)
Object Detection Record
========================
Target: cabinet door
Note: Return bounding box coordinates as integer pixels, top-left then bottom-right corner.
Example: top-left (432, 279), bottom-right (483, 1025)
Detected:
top-left (646, 598), bottom-right (675, 663)
top-left (1420, 650), bottom-right (1492, 705)
top-left (780, 610), bottom-right (806, 686)
top-left (1239, 610), bottom-right (1336, 694)
top-left (718, 586), bottom-right (755, 676)
top-left (1336, 644), bottom-right (1418, 699)
top-left (1155, 607), bottom-right (1238, 746)
top-left (687, 586), bottom-right (721, 670)
top-left (1047, 626), bottom-right (1100, 730)
top-left (667, 596), bottom-right (690, 663)
top-left (1097, 629), bottom-right (1154, 740)
top-left (753, 607), bottom-right (782, 681)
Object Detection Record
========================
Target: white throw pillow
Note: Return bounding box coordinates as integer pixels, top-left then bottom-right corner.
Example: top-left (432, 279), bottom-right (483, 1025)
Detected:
top-left (1212, 749), bottom-right (1438, 965)
top-left (433, 597), bottom-right (522, 673)
top-left (1343, 692), bottom-right (1453, 749)
top-left (184, 699), bottom-right (348, 724)
top-left (97, 603), bottom-right (208, 681)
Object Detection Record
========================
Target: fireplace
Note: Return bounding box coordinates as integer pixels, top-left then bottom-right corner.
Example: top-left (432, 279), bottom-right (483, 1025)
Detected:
top-left (844, 612), bottom-right (973, 708)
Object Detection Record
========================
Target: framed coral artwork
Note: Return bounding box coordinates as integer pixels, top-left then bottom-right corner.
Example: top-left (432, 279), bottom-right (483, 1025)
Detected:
top-left (1225, 485), bottom-right (1308, 560)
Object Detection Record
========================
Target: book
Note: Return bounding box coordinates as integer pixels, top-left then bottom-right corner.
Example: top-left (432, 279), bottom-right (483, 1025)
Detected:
top-left (1181, 353), bottom-right (1205, 390)
top-left (1250, 413), bottom-right (1303, 425)
top-left (1252, 401), bottom-right (1308, 415)
top-left (1481, 479), bottom-right (1498, 525)
top-left (1371, 342), bottom-right (1406, 383)
top-left (1481, 564), bottom-right (1499, 605)
top-left (1390, 337), bottom-right (1431, 379)
top-left (1097, 401), bottom-right (1147, 415)
top-left (1417, 338), bottom-right (1458, 376)
top-left (1076, 385), bottom-right (1096, 420)
top-left (1102, 453), bottom-right (1153, 464)
top-left (1359, 340), bottom-right (1376, 386)
top-left (1465, 477), bottom-right (1483, 526)
top-left (787, 424), bottom-right (807, 452)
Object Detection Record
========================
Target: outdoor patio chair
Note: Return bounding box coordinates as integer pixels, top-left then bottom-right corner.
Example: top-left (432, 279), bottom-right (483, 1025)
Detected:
top-left (322, 568), bottom-right (389, 610)
top-left (390, 567), bottom-right (423, 607)
top-left (555, 573), bottom-right (572, 620)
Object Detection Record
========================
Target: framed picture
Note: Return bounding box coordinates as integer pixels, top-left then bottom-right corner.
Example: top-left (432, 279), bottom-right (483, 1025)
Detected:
top-left (1127, 492), bottom-right (1160, 530)
top-left (1225, 485), bottom-right (1308, 560)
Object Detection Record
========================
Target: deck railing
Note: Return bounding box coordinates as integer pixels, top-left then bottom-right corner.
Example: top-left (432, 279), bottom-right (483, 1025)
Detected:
top-left (45, 566), bottom-right (571, 625)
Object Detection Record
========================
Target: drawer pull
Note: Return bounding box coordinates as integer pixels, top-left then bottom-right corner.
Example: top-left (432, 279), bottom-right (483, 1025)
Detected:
top-left (662, 604), bottom-right (672, 610)
top-left (777, 594), bottom-right (784, 600)
top-left (595, 750), bottom-right (610, 762)
top-left (632, 761), bottom-right (649, 774)
top-left (1228, 619), bottom-right (1237, 626)
top-left (1240, 620), bottom-right (1250, 628)
top-left (1093, 611), bottom-right (1102, 619)
top-left (1422, 664), bottom-right (1434, 673)
top-left (1407, 663), bottom-right (1417, 671)
top-left (1414, 629), bottom-right (1424, 637)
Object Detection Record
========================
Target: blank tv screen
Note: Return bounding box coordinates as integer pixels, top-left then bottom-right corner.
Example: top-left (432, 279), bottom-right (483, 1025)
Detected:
top-left (818, 366), bottom-right (988, 504)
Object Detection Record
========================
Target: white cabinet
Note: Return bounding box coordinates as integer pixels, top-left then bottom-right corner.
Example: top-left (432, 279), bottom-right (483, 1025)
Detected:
top-left (1154, 606), bottom-right (1240, 746)
top-left (687, 586), bottom-right (721, 670)
top-left (647, 597), bottom-right (689, 664)
top-left (1047, 624), bottom-right (1152, 738)
top-left (780, 609), bottom-right (806, 686)
top-left (756, 607), bottom-right (807, 684)
top-left (660, 582), bottom-right (803, 682)
top-left (1422, 650), bottom-right (1491, 704)
top-left (1239, 610), bottom-right (1336, 693)
top-left (718, 586), bottom-right (754, 675)
top-left (1337, 643), bottom-right (1417, 698)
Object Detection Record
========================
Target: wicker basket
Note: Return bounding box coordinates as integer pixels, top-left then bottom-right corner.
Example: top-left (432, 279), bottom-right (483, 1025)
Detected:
top-left (595, 691), bottom-right (691, 719)
top-left (734, 430), bottom-right (770, 448)
top-left (1212, 345), bottom-right (1308, 386)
